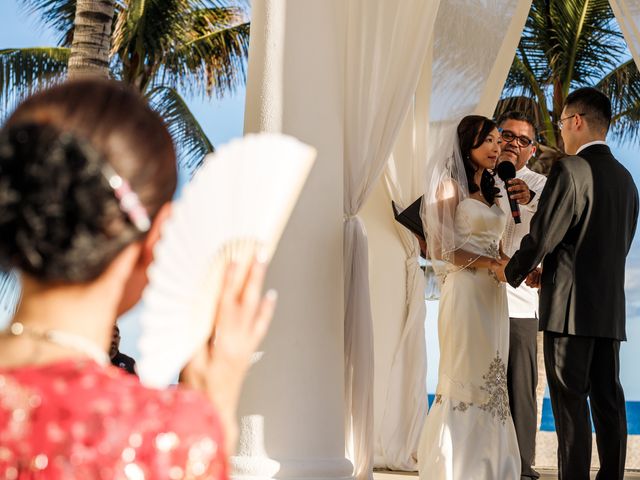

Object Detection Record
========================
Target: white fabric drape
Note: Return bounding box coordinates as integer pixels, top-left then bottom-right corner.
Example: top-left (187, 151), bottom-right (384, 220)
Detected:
top-left (429, 0), bottom-right (532, 124)
top-left (371, 0), bottom-right (532, 473)
top-left (609, 0), bottom-right (640, 68)
top-left (343, 2), bottom-right (439, 479)
top-left (376, 58), bottom-right (432, 471)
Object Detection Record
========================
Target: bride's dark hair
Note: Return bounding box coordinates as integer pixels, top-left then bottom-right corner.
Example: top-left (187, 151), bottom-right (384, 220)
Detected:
top-left (0, 79), bottom-right (177, 282)
top-left (457, 115), bottom-right (500, 205)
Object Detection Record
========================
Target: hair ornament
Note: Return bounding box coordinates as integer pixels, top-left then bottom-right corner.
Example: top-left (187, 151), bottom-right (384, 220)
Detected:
top-left (102, 165), bottom-right (151, 232)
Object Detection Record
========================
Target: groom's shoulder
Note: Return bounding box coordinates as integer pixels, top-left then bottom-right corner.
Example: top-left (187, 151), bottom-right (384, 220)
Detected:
top-left (544, 155), bottom-right (592, 189)
top-left (558, 154), bottom-right (587, 168)
top-left (550, 155), bottom-right (585, 177)
top-left (557, 154), bottom-right (594, 175)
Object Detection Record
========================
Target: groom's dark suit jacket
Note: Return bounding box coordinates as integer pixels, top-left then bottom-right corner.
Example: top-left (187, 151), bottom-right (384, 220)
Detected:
top-left (506, 144), bottom-right (639, 341)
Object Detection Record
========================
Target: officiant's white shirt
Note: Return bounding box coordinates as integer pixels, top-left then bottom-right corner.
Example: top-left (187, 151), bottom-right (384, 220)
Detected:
top-left (498, 166), bottom-right (547, 318)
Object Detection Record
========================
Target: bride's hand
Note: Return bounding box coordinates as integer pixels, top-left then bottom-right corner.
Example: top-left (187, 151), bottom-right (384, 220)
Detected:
top-left (180, 258), bottom-right (277, 454)
top-left (490, 258), bottom-right (508, 282)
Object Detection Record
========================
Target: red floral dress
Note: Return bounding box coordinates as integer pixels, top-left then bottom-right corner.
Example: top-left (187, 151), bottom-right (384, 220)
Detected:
top-left (0, 359), bottom-right (228, 479)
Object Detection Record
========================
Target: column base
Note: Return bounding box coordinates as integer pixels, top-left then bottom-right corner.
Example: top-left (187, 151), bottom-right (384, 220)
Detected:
top-left (231, 456), bottom-right (354, 480)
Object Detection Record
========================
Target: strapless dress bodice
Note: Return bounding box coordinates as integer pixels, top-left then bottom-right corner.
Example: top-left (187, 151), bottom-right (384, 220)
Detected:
top-left (454, 198), bottom-right (506, 258)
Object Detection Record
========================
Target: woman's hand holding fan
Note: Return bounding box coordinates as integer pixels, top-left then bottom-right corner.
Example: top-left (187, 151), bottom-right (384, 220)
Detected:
top-left (180, 258), bottom-right (277, 454)
top-left (137, 133), bottom-right (316, 388)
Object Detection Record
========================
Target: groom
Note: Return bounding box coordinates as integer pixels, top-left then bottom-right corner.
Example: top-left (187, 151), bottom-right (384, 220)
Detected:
top-left (497, 87), bottom-right (639, 479)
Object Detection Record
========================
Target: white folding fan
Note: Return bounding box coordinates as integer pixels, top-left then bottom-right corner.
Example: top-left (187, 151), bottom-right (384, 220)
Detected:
top-left (137, 133), bottom-right (316, 388)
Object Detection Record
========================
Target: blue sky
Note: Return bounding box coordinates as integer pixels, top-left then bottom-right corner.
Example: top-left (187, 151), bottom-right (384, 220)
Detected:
top-left (1, 2), bottom-right (640, 397)
top-left (0, 1), bottom-right (246, 148)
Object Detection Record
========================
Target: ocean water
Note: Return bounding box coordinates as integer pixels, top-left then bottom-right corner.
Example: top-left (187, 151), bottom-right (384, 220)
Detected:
top-left (427, 394), bottom-right (640, 434)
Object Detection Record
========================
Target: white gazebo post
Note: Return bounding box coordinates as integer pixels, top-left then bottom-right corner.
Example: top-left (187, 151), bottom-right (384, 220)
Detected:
top-left (231, 1), bottom-right (353, 479)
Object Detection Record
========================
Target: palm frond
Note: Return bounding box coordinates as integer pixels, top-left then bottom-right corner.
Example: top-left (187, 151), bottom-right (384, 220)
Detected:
top-left (501, 53), bottom-right (558, 146)
top-left (146, 85), bottom-right (214, 170)
top-left (164, 17), bottom-right (249, 98)
top-left (515, 0), bottom-right (625, 92)
top-left (550, 0), bottom-right (624, 89)
top-left (597, 59), bottom-right (640, 145)
top-left (113, 1), bottom-right (249, 97)
top-left (0, 47), bottom-right (69, 114)
top-left (17, 0), bottom-right (77, 46)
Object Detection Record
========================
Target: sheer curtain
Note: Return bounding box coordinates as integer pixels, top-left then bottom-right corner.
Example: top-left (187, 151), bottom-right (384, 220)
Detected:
top-left (609, 0), bottom-right (640, 67)
top-left (373, 0), bottom-right (532, 472)
top-left (343, 1), bottom-right (440, 479)
top-left (376, 58), bottom-right (431, 471)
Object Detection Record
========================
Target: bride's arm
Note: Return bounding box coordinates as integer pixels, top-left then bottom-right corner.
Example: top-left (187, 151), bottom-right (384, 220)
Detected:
top-left (427, 184), bottom-right (503, 270)
top-left (448, 249), bottom-right (502, 270)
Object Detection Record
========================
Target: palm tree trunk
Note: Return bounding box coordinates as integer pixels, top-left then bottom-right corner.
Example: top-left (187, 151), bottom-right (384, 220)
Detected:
top-left (68, 0), bottom-right (115, 79)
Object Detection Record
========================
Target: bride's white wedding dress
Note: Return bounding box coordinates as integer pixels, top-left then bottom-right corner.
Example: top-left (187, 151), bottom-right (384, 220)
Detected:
top-left (418, 198), bottom-right (520, 480)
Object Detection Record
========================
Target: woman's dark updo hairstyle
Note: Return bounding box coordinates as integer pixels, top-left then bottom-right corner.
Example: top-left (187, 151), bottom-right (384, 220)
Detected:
top-left (0, 79), bottom-right (177, 282)
top-left (457, 115), bottom-right (500, 205)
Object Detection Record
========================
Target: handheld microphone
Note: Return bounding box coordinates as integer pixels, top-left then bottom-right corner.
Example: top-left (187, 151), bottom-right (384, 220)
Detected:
top-left (496, 161), bottom-right (521, 224)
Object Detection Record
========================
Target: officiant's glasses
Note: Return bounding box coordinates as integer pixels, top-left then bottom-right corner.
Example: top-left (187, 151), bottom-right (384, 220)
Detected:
top-left (557, 113), bottom-right (586, 130)
top-left (499, 129), bottom-right (533, 148)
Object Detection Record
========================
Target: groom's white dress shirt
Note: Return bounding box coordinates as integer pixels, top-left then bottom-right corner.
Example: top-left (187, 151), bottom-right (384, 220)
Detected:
top-left (498, 166), bottom-right (547, 318)
top-left (576, 140), bottom-right (607, 154)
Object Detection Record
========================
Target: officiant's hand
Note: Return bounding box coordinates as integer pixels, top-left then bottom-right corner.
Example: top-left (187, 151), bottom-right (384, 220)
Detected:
top-left (181, 257), bottom-right (277, 454)
top-left (507, 178), bottom-right (532, 205)
top-left (525, 267), bottom-right (542, 288)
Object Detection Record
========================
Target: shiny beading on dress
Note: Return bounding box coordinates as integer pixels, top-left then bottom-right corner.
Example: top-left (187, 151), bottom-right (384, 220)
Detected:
top-left (0, 359), bottom-right (227, 480)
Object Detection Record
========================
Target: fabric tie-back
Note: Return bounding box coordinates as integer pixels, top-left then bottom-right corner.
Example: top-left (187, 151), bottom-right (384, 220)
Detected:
top-left (343, 1), bottom-right (439, 479)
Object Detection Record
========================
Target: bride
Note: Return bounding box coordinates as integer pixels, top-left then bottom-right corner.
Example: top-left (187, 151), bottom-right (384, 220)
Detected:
top-left (418, 115), bottom-right (520, 479)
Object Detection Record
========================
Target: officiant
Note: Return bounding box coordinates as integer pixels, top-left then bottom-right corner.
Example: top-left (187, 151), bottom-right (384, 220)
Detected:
top-left (496, 111), bottom-right (547, 480)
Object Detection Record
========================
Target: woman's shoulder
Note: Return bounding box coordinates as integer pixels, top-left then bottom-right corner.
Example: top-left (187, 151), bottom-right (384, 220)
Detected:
top-left (0, 360), bottom-right (227, 479)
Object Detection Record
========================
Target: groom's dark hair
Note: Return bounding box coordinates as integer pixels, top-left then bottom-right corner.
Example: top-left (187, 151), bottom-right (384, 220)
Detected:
top-left (564, 87), bottom-right (612, 133)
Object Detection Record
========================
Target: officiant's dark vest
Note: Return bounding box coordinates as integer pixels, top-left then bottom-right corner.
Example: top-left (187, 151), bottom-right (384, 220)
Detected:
top-left (537, 144), bottom-right (638, 340)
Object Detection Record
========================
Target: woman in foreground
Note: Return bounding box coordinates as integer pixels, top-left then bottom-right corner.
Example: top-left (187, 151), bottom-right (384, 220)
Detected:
top-left (0, 79), bottom-right (274, 479)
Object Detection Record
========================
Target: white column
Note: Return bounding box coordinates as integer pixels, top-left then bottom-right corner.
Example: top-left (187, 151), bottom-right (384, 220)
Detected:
top-left (234, 1), bottom-right (353, 479)
top-left (609, 0), bottom-right (640, 68)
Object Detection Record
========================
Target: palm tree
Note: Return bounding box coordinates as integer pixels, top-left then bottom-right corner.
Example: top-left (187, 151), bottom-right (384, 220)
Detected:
top-left (1, 0), bottom-right (250, 168)
top-left (496, 0), bottom-right (638, 167)
top-left (68, 0), bottom-right (115, 78)
top-left (0, 0), bottom-right (250, 315)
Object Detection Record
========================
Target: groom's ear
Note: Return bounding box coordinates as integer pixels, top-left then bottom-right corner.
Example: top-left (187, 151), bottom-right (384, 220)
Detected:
top-left (140, 202), bottom-right (172, 268)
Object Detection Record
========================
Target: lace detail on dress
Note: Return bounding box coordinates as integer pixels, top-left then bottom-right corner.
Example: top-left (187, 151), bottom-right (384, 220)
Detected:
top-left (478, 352), bottom-right (510, 424)
top-left (453, 401), bottom-right (473, 412)
top-left (485, 241), bottom-right (501, 284)
top-left (485, 241), bottom-right (499, 259)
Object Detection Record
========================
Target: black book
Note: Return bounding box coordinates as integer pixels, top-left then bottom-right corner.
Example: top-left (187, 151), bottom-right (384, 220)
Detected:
top-left (391, 196), bottom-right (425, 240)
